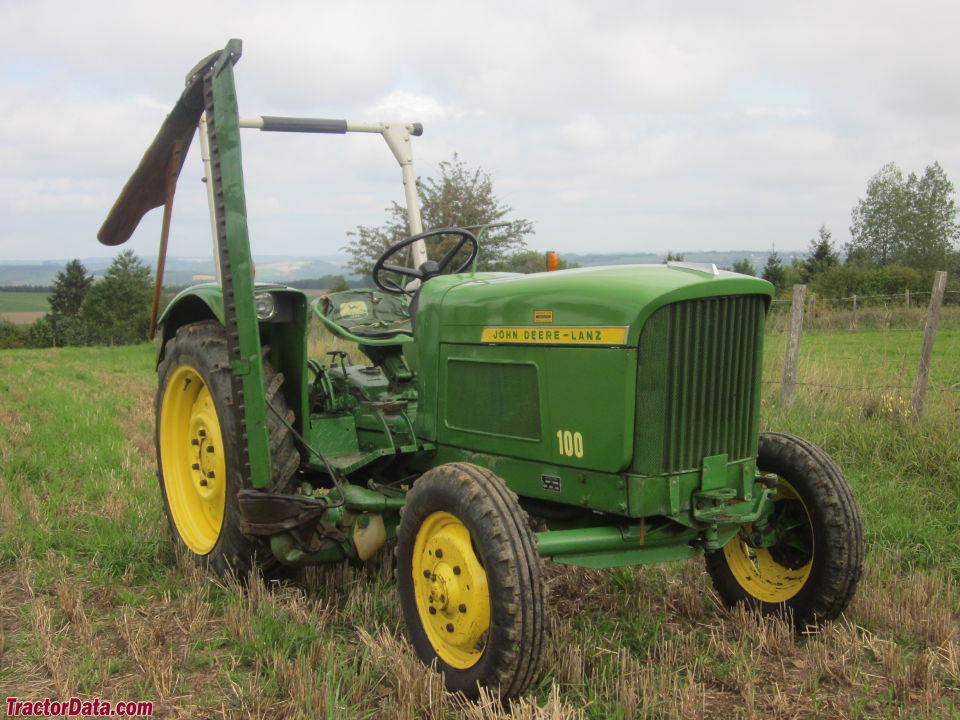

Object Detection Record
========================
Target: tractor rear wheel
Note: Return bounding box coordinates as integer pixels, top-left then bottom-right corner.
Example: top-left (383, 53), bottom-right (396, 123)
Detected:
top-left (396, 463), bottom-right (545, 699)
top-left (705, 432), bottom-right (864, 629)
top-left (155, 321), bottom-right (299, 578)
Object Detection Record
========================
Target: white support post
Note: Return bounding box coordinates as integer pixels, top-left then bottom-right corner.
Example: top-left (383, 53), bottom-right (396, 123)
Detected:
top-left (376, 123), bottom-right (428, 269)
top-left (198, 115), bottom-right (222, 283)
top-left (236, 116), bottom-right (429, 272)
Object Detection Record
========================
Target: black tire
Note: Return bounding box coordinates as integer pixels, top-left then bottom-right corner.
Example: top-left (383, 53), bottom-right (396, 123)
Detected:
top-left (396, 463), bottom-right (545, 699)
top-left (155, 321), bottom-right (300, 578)
top-left (705, 432), bottom-right (864, 629)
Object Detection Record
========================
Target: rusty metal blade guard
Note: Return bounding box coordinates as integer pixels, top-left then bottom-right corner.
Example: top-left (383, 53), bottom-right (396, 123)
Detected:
top-left (237, 489), bottom-right (331, 535)
top-left (96, 50), bottom-right (221, 246)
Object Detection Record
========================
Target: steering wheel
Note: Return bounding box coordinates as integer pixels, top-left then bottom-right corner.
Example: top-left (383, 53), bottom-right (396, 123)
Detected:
top-left (372, 227), bottom-right (479, 296)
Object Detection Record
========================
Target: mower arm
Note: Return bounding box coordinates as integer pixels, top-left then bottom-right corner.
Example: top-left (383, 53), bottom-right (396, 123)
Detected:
top-left (96, 47), bottom-right (227, 246)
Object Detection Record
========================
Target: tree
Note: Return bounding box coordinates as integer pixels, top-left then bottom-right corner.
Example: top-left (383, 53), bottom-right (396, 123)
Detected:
top-left (343, 154), bottom-right (533, 277)
top-left (800, 225), bottom-right (839, 282)
top-left (849, 161), bottom-right (959, 271)
top-left (49, 259), bottom-right (93, 317)
top-left (288, 274), bottom-right (356, 290)
top-left (44, 258), bottom-right (95, 346)
top-left (730, 258), bottom-right (756, 276)
top-left (81, 250), bottom-right (153, 345)
top-left (663, 251), bottom-right (685, 263)
top-left (328, 275), bottom-right (350, 293)
top-left (902, 162), bottom-right (959, 270)
top-left (761, 249), bottom-right (786, 294)
top-left (849, 163), bottom-right (906, 266)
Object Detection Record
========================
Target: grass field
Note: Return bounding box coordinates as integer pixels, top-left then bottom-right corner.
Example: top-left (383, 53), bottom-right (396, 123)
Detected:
top-left (0, 291), bottom-right (50, 312)
top-left (0, 291), bottom-right (50, 325)
top-left (0, 326), bottom-right (958, 719)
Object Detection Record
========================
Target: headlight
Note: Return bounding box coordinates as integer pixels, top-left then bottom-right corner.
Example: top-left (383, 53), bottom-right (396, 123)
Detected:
top-left (255, 292), bottom-right (277, 321)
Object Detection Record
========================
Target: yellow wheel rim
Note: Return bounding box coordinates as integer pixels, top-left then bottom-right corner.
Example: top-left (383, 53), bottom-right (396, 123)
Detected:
top-left (411, 511), bottom-right (491, 669)
top-left (159, 365), bottom-right (227, 555)
top-left (723, 478), bottom-right (814, 603)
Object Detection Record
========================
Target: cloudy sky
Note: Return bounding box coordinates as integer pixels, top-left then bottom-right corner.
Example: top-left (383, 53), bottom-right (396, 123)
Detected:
top-left (1, 0), bottom-right (958, 263)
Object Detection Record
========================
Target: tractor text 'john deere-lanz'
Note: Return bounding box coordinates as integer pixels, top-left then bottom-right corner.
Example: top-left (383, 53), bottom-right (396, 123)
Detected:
top-left (99, 40), bottom-right (864, 698)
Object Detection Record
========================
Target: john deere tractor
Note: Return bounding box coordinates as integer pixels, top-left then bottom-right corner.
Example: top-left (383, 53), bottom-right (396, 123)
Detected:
top-left (99, 40), bottom-right (864, 698)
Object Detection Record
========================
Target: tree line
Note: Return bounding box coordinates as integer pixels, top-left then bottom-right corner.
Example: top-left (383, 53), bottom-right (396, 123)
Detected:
top-left (0, 250), bottom-right (154, 349)
top-left (0, 284), bottom-right (53, 293)
top-left (742, 162), bottom-right (959, 299)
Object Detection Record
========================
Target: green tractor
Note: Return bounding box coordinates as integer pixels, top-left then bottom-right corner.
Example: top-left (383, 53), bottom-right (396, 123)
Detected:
top-left (99, 40), bottom-right (864, 699)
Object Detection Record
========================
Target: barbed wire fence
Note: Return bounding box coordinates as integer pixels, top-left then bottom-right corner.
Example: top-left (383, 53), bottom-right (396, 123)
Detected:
top-left (767, 289), bottom-right (960, 332)
top-left (765, 271), bottom-right (956, 417)
top-left (769, 290), bottom-right (960, 308)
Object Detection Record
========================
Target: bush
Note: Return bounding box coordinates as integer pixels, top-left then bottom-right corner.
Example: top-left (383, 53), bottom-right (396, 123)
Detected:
top-left (53, 315), bottom-right (91, 346)
top-left (810, 264), bottom-right (924, 300)
top-left (0, 320), bottom-right (28, 349)
top-left (28, 316), bottom-right (56, 347)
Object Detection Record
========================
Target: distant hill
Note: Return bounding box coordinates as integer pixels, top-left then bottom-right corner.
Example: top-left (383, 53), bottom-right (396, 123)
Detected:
top-left (0, 250), bottom-right (805, 287)
top-left (562, 249), bottom-right (805, 270)
top-left (0, 255), bottom-right (355, 287)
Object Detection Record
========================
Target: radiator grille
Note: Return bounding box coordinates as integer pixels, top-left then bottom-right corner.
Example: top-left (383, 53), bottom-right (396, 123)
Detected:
top-left (635, 295), bottom-right (766, 474)
top-left (446, 359), bottom-right (541, 440)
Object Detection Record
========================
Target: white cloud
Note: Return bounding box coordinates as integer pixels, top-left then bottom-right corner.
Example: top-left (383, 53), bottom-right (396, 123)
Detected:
top-left (2, 0), bottom-right (960, 259)
top-left (560, 114), bottom-right (611, 150)
top-left (363, 91), bottom-right (457, 122)
top-left (743, 107), bottom-right (813, 120)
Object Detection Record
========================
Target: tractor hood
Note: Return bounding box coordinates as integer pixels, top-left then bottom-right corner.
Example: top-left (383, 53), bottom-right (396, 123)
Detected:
top-left (424, 264), bottom-right (773, 347)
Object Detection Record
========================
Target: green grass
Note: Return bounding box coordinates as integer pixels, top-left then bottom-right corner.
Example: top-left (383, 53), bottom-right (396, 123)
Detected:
top-left (0, 328), bottom-right (958, 718)
top-left (763, 328), bottom-right (960, 577)
top-left (0, 290), bottom-right (50, 312)
top-left (765, 327), bottom-right (960, 388)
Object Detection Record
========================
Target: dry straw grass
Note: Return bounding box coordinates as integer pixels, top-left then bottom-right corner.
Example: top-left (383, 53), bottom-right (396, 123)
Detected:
top-left (2, 528), bottom-right (959, 718)
top-left (1, 325), bottom-right (959, 717)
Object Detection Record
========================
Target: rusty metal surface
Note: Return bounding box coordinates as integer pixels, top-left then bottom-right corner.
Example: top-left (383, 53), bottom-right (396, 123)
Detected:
top-left (237, 489), bottom-right (340, 532)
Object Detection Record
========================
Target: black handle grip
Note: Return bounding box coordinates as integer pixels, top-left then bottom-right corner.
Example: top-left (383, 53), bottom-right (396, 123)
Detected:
top-left (259, 116), bottom-right (348, 134)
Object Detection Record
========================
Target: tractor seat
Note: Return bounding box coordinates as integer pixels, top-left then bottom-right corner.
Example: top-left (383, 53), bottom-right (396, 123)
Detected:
top-left (314, 289), bottom-right (413, 345)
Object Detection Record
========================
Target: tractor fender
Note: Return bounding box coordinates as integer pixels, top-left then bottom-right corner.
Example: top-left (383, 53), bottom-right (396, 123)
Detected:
top-left (155, 284), bottom-right (224, 365)
top-left (155, 284), bottom-right (310, 434)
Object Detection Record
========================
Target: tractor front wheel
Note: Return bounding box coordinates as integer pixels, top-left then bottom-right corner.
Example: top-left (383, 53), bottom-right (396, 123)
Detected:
top-left (396, 463), bottom-right (545, 699)
top-left (155, 321), bottom-right (299, 578)
top-left (706, 432), bottom-right (864, 629)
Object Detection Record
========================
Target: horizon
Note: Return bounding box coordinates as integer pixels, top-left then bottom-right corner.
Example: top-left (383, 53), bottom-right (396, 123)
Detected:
top-left (0, 247), bottom-right (806, 288)
top-left (0, 247), bottom-right (806, 266)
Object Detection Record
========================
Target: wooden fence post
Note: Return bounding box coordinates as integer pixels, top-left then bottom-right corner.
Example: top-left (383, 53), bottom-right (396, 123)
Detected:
top-left (911, 271), bottom-right (948, 419)
top-left (781, 284), bottom-right (806, 407)
top-left (905, 288), bottom-right (910, 309)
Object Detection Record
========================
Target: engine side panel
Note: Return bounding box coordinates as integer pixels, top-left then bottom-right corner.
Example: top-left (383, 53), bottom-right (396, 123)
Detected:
top-left (437, 344), bottom-right (636, 473)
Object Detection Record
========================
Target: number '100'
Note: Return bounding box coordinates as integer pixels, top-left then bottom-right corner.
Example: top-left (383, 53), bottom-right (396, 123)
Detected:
top-left (556, 430), bottom-right (584, 458)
